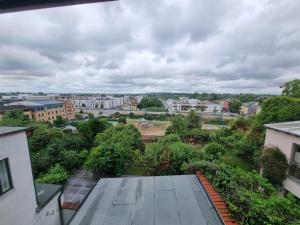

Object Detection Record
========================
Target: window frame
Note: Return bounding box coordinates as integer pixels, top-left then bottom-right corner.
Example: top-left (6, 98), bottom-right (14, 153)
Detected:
top-left (0, 158), bottom-right (13, 196)
top-left (291, 144), bottom-right (300, 164)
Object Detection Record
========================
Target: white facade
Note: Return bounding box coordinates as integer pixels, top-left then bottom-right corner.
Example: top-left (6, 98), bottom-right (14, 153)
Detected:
top-left (72, 97), bottom-right (125, 110)
top-left (264, 121), bottom-right (300, 198)
top-left (166, 98), bottom-right (222, 114)
top-left (0, 128), bottom-right (62, 225)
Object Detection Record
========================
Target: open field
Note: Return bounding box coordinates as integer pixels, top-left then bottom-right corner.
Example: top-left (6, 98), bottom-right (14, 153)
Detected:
top-left (127, 119), bottom-right (171, 136)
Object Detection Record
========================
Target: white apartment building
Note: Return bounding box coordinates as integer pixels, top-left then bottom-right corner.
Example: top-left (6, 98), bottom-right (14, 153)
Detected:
top-left (264, 121), bottom-right (300, 198)
top-left (72, 96), bottom-right (125, 110)
top-left (166, 97), bottom-right (222, 114)
top-left (0, 127), bottom-right (63, 225)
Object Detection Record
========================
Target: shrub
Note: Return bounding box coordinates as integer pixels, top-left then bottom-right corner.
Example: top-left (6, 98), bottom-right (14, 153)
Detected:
top-left (203, 142), bottom-right (225, 156)
top-left (182, 161), bottom-right (300, 225)
top-left (260, 147), bottom-right (288, 185)
top-left (36, 164), bottom-right (69, 185)
top-left (143, 136), bottom-right (198, 175)
top-left (234, 136), bottom-right (261, 164)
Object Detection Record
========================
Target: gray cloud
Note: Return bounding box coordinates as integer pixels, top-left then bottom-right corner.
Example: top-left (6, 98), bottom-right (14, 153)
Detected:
top-left (0, 0), bottom-right (299, 93)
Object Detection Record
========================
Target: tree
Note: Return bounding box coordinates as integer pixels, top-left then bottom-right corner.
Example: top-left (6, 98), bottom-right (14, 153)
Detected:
top-left (260, 147), bottom-right (288, 185)
top-left (53, 115), bottom-right (67, 127)
top-left (138, 96), bottom-right (164, 109)
top-left (281, 79), bottom-right (300, 98)
top-left (118, 116), bottom-right (127, 124)
top-left (256, 96), bottom-right (300, 126)
top-left (143, 135), bottom-right (197, 175)
top-left (230, 116), bottom-right (251, 133)
top-left (229, 99), bottom-right (242, 113)
top-left (86, 124), bottom-right (143, 175)
top-left (166, 115), bottom-right (188, 137)
top-left (186, 110), bottom-right (201, 129)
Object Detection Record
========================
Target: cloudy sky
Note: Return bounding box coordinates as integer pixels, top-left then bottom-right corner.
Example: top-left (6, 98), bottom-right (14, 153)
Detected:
top-left (0, 0), bottom-right (299, 94)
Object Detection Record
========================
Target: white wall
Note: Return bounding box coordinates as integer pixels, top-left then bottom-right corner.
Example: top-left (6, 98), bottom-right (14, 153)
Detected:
top-left (34, 193), bottom-right (61, 225)
top-left (0, 132), bottom-right (38, 225)
top-left (264, 129), bottom-right (300, 198)
top-left (0, 131), bottom-right (62, 225)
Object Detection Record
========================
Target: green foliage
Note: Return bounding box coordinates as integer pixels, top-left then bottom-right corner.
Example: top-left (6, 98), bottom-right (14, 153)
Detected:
top-left (229, 99), bottom-right (242, 113)
top-left (53, 115), bottom-right (67, 127)
top-left (166, 115), bottom-right (189, 137)
top-left (138, 96), bottom-right (164, 109)
top-left (166, 111), bottom-right (201, 138)
top-left (230, 116), bottom-right (251, 132)
top-left (234, 136), bottom-right (261, 165)
top-left (260, 147), bottom-right (288, 185)
top-left (281, 79), bottom-right (300, 98)
top-left (85, 145), bottom-right (129, 176)
top-left (36, 164), bottom-right (69, 185)
top-left (182, 161), bottom-right (300, 225)
top-left (86, 124), bottom-right (143, 176)
top-left (143, 135), bottom-right (199, 175)
top-left (187, 129), bottom-right (211, 143)
top-left (77, 118), bottom-right (111, 149)
top-left (203, 142), bottom-right (225, 156)
top-left (256, 96), bottom-right (300, 125)
top-left (118, 116), bottom-right (127, 124)
top-left (186, 110), bottom-right (201, 129)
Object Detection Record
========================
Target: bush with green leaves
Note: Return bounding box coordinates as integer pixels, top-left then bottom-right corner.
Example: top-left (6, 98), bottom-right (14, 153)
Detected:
top-left (143, 135), bottom-right (200, 175)
top-left (182, 161), bottom-right (300, 225)
top-left (203, 142), bottom-right (226, 156)
top-left (85, 124), bottom-right (143, 176)
top-left (256, 96), bottom-right (300, 126)
top-left (234, 136), bottom-right (261, 164)
top-left (36, 164), bottom-right (69, 185)
top-left (260, 147), bottom-right (288, 185)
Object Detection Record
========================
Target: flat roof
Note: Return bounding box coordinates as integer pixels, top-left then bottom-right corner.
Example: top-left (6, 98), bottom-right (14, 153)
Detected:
top-left (69, 175), bottom-right (223, 225)
top-left (265, 121), bottom-right (300, 137)
top-left (0, 105), bottom-right (30, 112)
top-left (35, 183), bottom-right (63, 209)
top-left (0, 126), bottom-right (28, 136)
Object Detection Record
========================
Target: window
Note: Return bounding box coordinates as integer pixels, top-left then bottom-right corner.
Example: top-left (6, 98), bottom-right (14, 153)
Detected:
top-left (0, 158), bottom-right (13, 195)
top-left (292, 144), bottom-right (300, 164)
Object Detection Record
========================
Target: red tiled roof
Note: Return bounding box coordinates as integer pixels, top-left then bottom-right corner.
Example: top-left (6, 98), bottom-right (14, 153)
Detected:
top-left (196, 171), bottom-right (239, 225)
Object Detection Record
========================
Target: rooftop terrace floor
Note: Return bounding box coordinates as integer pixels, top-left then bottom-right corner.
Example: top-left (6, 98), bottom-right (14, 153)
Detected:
top-left (69, 175), bottom-right (223, 225)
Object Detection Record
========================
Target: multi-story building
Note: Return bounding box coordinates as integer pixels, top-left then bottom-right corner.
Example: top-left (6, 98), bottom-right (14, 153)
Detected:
top-left (166, 98), bottom-right (222, 114)
top-left (240, 102), bottom-right (261, 115)
top-left (264, 121), bottom-right (300, 198)
top-left (7, 100), bottom-right (66, 123)
top-left (72, 96), bottom-right (125, 110)
top-left (0, 126), bottom-right (62, 225)
top-left (63, 100), bottom-right (75, 120)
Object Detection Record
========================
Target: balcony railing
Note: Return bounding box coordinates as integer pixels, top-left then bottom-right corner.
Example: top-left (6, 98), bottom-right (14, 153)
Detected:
top-left (288, 161), bottom-right (300, 180)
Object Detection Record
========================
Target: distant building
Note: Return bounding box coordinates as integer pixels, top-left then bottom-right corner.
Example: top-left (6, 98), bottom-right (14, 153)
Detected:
top-left (240, 102), bottom-right (261, 115)
top-left (72, 96), bottom-right (125, 110)
top-left (264, 121), bottom-right (300, 198)
top-left (0, 127), bottom-right (62, 225)
top-left (7, 100), bottom-right (66, 123)
top-left (63, 100), bottom-right (75, 120)
top-left (166, 97), bottom-right (222, 114)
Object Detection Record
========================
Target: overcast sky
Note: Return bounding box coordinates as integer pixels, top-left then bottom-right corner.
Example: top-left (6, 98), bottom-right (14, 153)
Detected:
top-left (0, 0), bottom-right (299, 94)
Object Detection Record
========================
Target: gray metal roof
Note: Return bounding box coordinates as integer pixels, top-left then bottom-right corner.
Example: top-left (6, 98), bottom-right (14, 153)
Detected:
top-left (0, 126), bottom-right (28, 136)
top-left (69, 175), bottom-right (223, 225)
top-left (265, 121), bottom-right (300, 137)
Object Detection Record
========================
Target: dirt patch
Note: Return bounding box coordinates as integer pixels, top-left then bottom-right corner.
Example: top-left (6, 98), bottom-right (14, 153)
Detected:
top-left (127, 119), bottom-right (171, 136)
